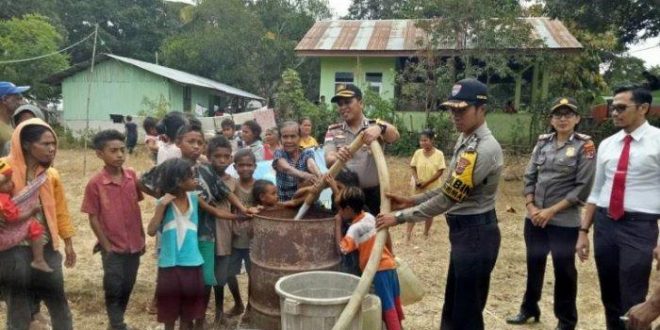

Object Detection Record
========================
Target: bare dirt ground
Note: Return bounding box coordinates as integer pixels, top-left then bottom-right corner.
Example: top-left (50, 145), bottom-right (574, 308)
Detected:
top-left (1, 148), bottom-right (658, 329)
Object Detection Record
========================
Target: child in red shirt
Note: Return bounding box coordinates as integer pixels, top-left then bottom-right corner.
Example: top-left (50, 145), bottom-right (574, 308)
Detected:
top-left (338, 186), bottom-right (404, 330)
top-left (0, 159), bottom-right (52, 272)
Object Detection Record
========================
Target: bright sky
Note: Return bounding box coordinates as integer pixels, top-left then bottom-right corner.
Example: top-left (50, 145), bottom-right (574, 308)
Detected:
top-left (325, 0), bottom-right (660, 68)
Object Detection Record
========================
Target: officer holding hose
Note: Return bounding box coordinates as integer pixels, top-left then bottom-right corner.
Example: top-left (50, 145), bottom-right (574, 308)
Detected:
top-left (377, 78), bottom-right (503, 330)
top-left (324, 84), bottom-right (399, 214)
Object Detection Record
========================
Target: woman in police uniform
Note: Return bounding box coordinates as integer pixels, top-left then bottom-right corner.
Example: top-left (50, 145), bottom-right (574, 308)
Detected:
top-left (507, 97), bottom-right (596, 330)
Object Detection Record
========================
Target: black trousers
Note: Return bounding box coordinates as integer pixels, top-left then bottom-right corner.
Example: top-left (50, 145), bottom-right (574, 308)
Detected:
top-left (0, 246), bottom-right (31, 330)
top-left (101, 251), bottom-right (141, 330)
top-left (594, 208), bottom-right (658, 330)
top-left (520, 218), bottom-right (578, 328)
top-left (7, 245), bottom-right (73, 330)
top-left (440, 209), bottom-right (500, 330)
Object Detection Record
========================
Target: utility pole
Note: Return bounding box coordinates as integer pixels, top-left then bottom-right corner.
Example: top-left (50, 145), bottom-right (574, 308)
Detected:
top-left (83, 23), bottom-right (99, 176)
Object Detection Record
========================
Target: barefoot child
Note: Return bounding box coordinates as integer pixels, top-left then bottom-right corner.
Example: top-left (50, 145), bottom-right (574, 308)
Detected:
top-left (147, 158), bottom-right (205, 330)
top-left (81, 129), bottom-right (144, 330)
top-left (196, 136), bottom-right (256, 325)
top-left (227, 149), bottom-right (258, 317)
top-left (338, 187), bottom-right (404, 330)
top-left (407, 129), bottom-right (445, 241)
top-left (0, 159), bottom-right (51, 272)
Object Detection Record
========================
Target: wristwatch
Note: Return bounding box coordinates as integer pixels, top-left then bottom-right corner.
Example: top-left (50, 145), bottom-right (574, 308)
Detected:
top-left (376, 119), bottom-right (387, 134)
top-left (395, 211), bottom-right (405, 224)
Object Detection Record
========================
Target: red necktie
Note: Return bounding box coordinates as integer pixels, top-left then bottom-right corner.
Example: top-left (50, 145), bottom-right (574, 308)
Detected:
top-left (608, 135), bottom-right (633, 220)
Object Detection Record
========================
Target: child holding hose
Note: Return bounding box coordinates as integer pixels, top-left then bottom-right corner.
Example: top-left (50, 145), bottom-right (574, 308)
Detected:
top-left (338, 186), bottom-right (404, 330)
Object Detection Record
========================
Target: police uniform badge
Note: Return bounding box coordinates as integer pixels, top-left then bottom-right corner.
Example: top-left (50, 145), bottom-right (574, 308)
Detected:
top-left (455, 155), bottom-right (471, 175)
top-left (566, 147), bottom-right (576, 157)
top-left (442, 150), bottom-right (477, 202)
top-left (582, 140), bottom-right (595, 159)
top-left (324, 123), bottom-right (342, 143)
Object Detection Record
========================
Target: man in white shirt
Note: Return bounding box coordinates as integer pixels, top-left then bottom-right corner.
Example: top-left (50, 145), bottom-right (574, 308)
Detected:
top-left (575, 86), bottom-right (660, 330)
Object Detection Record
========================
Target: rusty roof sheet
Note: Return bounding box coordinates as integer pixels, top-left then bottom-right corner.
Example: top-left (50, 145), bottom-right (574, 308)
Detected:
top-left (295, 18), bottom-right (582, 57)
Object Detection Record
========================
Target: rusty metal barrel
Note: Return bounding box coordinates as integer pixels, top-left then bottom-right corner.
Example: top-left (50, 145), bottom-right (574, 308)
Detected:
top-left (246, 207), bottom-right (340, 330)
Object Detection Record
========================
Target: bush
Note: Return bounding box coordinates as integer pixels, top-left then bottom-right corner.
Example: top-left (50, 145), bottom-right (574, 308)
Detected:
top-left (51, 123), bottom-right (92, 149)
top-left (138, 95), bottom-right (170, 119)
top-left (275, 69), bottom-right (338, 142)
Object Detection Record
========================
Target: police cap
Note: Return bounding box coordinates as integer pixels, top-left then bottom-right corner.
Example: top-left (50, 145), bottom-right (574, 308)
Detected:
top-left (549, 97), bottom-right (578, 113)
top-left (331, 84), bottom-right (363, 103)
top-left (441, 78), bottom-right (488, 109)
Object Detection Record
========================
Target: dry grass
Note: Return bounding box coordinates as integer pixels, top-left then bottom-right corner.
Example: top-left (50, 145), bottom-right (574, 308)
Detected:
top-left (1, 148), bottom-right (658, 329)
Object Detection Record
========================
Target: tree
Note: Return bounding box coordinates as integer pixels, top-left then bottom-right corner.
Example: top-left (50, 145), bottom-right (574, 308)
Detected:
top-left (0, 15), bottom-right (69, 100)
top-left (543, 0), bottom-right (660, 45)
top-left (0, 0), bottom-right (60, 21)
top-left (396, 0), bottom-right (536, 119)
top-left (346, 0), bottom-right (407, 19)
top-left (54, 0), bottom-right (179, 63)
top-left (604, 55), bottom-right (647, 88)
top-left (162, 0), bottom-right (330, 101)
top-left (275, 69), bottom-right (335, 140)
top-left (160, 0), bottom-right (266, 95)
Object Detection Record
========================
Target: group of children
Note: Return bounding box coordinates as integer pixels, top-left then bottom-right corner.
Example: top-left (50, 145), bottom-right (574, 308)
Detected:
top-left (73, 114), bottom-right (451, 330)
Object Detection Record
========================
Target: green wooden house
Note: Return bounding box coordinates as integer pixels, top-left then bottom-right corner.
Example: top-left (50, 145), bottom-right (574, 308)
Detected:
top-left (45, 54), bottom-right (264, 132)
top-left (295, 18), bottom-right (582, 109)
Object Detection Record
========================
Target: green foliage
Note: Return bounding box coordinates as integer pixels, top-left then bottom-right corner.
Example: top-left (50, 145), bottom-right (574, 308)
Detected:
top-left (50, 122), bottom-right (90, 149)
top-left (543, 0), bottom-right (660, 44)
top-left (0, 15), bottom-right (69, 100)
top-left (426, 112), bottom-right (457, 154)
top-left (58, 0), bottom-right (179, 64)
top-left (139, 95), bottom-right (170, 119)
top-left (604, 55), bottom-right (648, 88)
top-left (346, 0), bottom-right (407, 19)
top-left (541, 28), bottom-right (615, 107)
top-left (363, 90), bottom-right (398, 125)
top-left (396, 0), bottom-right (537, 119)
top-left (275, 69), bottom-right (336, 141)
top-left (161, 0), bottom-right (329, 101)
top-left (360, 90), bottom-right (457, 155)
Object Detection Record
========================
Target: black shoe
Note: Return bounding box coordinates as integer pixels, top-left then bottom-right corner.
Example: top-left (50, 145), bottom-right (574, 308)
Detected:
top-left (555, 325), bottom-right (575, 330)
top-left (506, 311), bottom-right (540, 325)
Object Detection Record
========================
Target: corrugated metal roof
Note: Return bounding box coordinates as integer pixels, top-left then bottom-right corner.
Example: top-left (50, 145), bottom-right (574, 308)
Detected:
top-left (45, 54), bottom-right (264, 100)
top-left (295, 18), bottom-right (582, 57)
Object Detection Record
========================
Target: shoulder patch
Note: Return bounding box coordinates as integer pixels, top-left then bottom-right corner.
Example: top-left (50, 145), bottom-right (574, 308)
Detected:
top-left (582, 140), bottom-right (595, 159)
top-left (574, 133), bottom-right (592, 141)
top-left (538, 133), bottom-right (554, 141)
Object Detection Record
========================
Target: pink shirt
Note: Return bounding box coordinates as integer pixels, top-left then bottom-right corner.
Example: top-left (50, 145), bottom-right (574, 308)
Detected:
top-left (81, 167), bottom-right (145, 253)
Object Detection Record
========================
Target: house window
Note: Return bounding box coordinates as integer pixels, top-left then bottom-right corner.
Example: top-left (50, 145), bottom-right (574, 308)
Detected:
top-left (335, 72), bottom-right (354, 92)
top-left (365, 72), bottom-right (383, 94)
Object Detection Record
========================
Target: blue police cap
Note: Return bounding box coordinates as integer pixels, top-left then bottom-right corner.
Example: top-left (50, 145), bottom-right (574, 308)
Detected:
top-left (441, 78), bottom-right (488, 109)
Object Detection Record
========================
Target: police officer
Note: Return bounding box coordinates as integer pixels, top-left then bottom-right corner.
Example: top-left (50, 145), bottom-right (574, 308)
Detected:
top-left (377, 78), bottom-right (503, 330)
top-left (506, 97), bottom-right (595, 330)
top-left (324, 84), bottom-right (400, 214)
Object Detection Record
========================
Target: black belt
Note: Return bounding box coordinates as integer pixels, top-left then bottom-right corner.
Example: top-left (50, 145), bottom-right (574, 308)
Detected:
top-left (597, 207), bottom-right (660, 222)
top-left (445, 209), bottom-right (497, 230)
